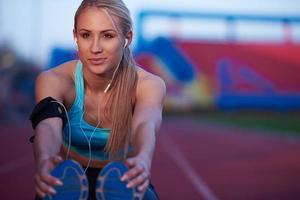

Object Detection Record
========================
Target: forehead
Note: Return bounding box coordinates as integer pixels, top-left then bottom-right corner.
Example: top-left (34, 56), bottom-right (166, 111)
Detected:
top-left (76, 7), bottom-right (119, 32)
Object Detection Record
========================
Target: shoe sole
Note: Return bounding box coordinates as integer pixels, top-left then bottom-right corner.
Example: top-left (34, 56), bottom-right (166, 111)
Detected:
top-left (44, 159), bottom-right (89, 200)
top-left (96, 161), bottom-right (143, 200)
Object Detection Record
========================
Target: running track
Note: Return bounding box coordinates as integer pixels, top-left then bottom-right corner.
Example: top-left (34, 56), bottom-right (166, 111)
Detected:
top-left (1, 116), bottom-right (300, 200)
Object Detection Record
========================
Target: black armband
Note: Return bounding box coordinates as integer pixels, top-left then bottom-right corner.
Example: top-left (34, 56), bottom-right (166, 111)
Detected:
top-left (29, 96), bottom-right (68, 130)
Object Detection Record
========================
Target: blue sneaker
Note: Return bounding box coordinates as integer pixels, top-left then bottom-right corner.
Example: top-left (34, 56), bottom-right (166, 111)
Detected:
top-left (96, 161), bottom-right (144, 200)
top-left (44, 159), bottom-right (89, 200)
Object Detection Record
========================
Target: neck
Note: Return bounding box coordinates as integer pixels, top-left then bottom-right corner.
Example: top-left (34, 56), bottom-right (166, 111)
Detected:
top-left (82, 66), bottom-right (113, 95)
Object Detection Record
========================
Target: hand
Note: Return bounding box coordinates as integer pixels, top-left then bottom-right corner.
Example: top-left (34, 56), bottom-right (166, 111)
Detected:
top-left (34, 155), bottom-right (63, 198)
top-left (121, 154), bottom-right (151, 193)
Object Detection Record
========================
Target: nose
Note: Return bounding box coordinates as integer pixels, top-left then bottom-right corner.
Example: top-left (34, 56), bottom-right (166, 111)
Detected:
top-left (90, 38), bottom-right (102, 53)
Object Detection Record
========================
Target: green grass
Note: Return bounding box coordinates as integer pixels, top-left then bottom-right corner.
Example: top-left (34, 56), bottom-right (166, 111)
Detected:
top-left (165, 110), bottom-right (300, 137)
top-left (166, 110), bottom-right (300, 136)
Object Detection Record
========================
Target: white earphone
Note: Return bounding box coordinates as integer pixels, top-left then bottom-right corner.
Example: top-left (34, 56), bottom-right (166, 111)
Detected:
top-left (124, 38), bottom-right (128, 48)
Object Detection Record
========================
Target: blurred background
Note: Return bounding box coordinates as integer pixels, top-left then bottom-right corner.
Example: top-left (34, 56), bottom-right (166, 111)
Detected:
top-left (1, 0), bottom-right (300, 200)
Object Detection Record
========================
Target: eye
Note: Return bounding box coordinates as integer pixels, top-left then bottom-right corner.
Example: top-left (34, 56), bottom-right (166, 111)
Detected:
top-left (81, 33), bottom-right (90, 39)
top-left (103, 33), bottom-right (114, 39)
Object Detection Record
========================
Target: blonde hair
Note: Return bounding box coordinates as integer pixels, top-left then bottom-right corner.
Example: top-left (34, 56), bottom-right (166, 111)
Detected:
top-left (74, 0), bottom-right (138, 159)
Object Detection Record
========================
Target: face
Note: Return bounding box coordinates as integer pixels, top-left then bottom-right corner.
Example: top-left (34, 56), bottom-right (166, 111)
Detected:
top-left (74, 7), bottom-right (128, 77)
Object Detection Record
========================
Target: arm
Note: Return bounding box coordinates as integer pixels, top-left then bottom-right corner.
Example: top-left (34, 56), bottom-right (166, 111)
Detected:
top-left (122, 74), bottom-right (166, 192)
top-left (33, 70), bottom-right (66, 197)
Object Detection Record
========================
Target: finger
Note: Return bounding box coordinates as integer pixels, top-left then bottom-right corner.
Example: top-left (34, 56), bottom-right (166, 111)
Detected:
top-left (126, 171), bottom-right (148, 188)
top-left (51, 155), bottom-right (63, 165)
top-left (35, 185), bottom-right (46, 198)
top-left (35, 173), bottom-right (48, 191)
top-left (38, 181), bottom-right (57, 195)
top-left (122, 164), bottom-right (144, 181)
top-left (138, 178), bottom-right (150, 192)
top-left (41, 173), bottom-right (63, 186)
top-left (35, 174), bottom-right (57, 195)
top-left (35, 174), bottom-right (47, 198)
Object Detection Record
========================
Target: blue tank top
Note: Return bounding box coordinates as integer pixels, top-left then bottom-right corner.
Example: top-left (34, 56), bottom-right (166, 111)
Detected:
top-left (62, 61), bottom-right (110, 160)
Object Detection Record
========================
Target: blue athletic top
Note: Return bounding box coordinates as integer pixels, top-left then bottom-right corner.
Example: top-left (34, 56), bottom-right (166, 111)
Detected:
top-left (62, 61), bottom-right (110, 160)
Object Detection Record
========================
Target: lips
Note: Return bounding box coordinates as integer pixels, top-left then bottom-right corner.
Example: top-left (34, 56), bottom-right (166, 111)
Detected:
top-left (88, 58), bottom-right (106, 65)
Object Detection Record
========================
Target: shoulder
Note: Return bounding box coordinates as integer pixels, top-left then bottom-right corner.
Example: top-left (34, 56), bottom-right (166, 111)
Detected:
top-left (35, 60), bottom-right (77, 102)
top-left (36, 60), bottom-right (76, 88)
top-left (136, 66), bottom-right (166, 101)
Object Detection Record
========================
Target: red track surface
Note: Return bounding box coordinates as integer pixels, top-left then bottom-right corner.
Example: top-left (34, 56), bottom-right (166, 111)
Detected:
top-left (1, 116), bottom-right (300, 200)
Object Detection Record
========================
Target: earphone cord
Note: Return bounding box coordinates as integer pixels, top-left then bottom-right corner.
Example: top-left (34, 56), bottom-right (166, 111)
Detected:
top-left (50, 98), bottom-right (100, 173)
top-left (104, 53), bottom-right (124, 93)
top-left (50, 100), bottom-right (72, 160)
top-left (80, 100), bottom-right (101, 173)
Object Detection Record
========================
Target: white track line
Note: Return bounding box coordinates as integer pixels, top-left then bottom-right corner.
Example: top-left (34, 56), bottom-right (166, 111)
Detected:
top-left (0, 155), bottom-right (33, 174)
top-left (161, 134), bottom-right (220, 200)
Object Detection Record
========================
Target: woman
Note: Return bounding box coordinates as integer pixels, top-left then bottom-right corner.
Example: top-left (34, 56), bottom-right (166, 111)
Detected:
top-left (31, 0), bottom-right (165, 199)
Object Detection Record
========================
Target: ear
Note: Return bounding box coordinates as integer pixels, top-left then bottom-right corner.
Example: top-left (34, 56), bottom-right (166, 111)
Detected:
top-left (73, 29), bottom-right (77, 43)
top-left (125, 29), bottom-right (133, 47)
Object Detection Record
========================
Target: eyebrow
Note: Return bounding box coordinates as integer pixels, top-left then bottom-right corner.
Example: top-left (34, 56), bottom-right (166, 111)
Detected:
top-left (78, 28), bottom-right (117, 33)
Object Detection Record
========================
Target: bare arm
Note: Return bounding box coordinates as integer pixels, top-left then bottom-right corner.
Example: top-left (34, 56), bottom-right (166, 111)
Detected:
top-left (33, 70), bottom-right (67, 197)
top-left (131, 76), bottom-right (165, 160)
top-left (122, 74), bottom-right (166, 192)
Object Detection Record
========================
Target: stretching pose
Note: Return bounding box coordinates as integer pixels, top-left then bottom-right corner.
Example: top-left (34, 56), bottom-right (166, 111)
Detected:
top-left (31, 0), bottom-right (165, 199)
